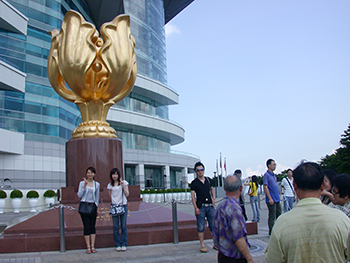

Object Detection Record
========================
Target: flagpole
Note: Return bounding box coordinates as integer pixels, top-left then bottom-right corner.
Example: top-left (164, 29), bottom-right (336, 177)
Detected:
top-left (220, 152), bottom-right (223, 186)
top-left (224, 157), bottom-right (227, 178)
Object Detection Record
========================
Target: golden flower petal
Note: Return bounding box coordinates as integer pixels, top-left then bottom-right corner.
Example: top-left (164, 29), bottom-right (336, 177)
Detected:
top-left (57, 10), bottom-right (99, 100)
top-left (99, 15), bottom-right (137, 101)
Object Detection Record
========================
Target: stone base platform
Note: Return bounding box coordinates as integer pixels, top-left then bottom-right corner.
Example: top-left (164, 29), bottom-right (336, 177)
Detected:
top-left (0, 202), bottom-right (257, 253)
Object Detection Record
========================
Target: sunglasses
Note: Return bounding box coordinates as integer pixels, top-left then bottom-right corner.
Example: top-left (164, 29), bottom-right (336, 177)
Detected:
top-left (331, 187), bottom-right (339, 195)
top-left (196, 168), bottom-right (204, 172)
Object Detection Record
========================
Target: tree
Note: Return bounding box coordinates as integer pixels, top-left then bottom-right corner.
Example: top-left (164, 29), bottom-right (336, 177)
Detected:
top-left (275, 169), bottom-right (288, 182)
top-left (320, 123), bottom-right (350, 174)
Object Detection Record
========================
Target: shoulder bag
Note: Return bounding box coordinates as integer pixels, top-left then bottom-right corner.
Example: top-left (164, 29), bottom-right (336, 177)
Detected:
top-left (78, 181), bottom-right (96, 216)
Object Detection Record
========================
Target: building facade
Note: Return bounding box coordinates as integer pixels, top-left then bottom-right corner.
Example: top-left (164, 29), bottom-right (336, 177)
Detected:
top-left (0, 0), bottom-right (198, 190)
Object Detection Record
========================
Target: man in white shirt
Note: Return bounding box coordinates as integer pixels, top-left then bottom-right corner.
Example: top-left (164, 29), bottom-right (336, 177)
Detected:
top-left (281, 169), bottom-right (296, 212)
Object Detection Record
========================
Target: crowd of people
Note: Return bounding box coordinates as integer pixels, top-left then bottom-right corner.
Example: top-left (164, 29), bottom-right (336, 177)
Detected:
top-left (190, 160), bottom-right (350, 263)
top-left (75, 160), bottom-right (350, 262)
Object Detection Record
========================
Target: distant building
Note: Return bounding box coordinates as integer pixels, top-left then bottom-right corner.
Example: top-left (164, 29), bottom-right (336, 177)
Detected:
top-left (0, 0), bottom-right (198, 190)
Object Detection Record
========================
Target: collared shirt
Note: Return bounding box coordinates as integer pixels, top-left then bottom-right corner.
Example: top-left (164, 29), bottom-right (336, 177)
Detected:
top-left (329, 201), bottom-right (350, 219)
top-left (266, 198), bottom-right (350, 263)
top-left (213, 196), bottom-right (250, 259)
top-left (190, 177), bottom-right (212, 203)
top-left (263, 170), bottom-right (280, 203)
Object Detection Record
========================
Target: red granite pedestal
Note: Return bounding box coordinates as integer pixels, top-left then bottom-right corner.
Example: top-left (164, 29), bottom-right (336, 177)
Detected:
top-left (0, 201), bottom-right (257, 253)
top-left (61, 137), bottom-right (128, 203)
top-left (0, 137), bottom-right (258, 253)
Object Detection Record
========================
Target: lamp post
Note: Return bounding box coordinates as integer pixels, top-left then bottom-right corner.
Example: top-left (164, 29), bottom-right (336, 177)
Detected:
top-left (163, 174), bottom-right (166, 202)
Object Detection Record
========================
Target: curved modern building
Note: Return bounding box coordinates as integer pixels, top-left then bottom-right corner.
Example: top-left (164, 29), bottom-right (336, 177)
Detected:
top-left (0, 0), bottom-right (198, 190)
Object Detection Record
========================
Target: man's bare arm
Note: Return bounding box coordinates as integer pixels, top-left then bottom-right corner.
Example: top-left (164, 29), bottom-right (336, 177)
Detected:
top-left (235, 236), bottom-right (254, 263)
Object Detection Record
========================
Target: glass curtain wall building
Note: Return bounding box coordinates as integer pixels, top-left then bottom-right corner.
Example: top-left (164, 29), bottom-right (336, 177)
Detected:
top-left (0, 0), bottom-right (198, 190)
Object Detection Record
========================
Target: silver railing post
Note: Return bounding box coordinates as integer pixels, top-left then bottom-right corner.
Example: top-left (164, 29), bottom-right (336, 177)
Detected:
top-left (59, 205), bottom-right (66, 252)
top-left (172, 199), bottom-right (179, 244)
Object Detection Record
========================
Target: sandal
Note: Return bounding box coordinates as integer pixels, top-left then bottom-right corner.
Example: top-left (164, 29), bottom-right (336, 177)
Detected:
top-left (91, 247), bottom-right (96, 253)
top-left (86, 249), bottom-right (91, 254)
top-left (200, 247), bottom-right (207, 253)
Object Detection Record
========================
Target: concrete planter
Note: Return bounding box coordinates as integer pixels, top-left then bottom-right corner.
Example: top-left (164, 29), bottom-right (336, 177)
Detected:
top-left (149, 194), bottom-right (156, 203)
top-left (0, 199), bottom-right (5, 213)
top-left (11, 198), bottom-right (22, 213)
top-left (28, 198), bottom-right (38, 212)
top-left (143, 194), bottom-right (149, 203)
top-left (45, 197), bottom-right (55, 207)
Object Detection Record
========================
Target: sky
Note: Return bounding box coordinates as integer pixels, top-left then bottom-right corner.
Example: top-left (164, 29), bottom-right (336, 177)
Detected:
top-left (164, 0), bottom-right (350, 178)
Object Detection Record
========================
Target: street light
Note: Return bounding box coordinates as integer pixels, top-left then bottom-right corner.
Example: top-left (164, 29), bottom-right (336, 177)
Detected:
top-left (163, 174), bottom-right (166, 202)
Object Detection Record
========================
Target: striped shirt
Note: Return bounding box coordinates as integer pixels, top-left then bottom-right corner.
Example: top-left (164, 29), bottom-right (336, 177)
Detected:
top-left (266, 198), bottom-right (350, 263)
top-left (329, 201), bottom-right (350, 219)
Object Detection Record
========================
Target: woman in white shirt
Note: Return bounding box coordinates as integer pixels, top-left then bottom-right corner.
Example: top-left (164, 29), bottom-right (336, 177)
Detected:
top-left (107, 168), bottom-right (129, 252)
top-left (77, 166), bottom-right (100, 254)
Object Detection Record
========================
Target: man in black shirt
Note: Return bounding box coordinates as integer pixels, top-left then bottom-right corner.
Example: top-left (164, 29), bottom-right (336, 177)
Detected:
top-left (191, 162), bottom-right (216, 253)
top-left (234, 169), bottom-right (248, 221)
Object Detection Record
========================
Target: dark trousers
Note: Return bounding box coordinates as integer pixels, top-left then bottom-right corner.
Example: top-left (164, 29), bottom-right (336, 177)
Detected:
top-left (239, 196), bottom-right (247, 221)
top-left (218, 251), bottom-right (247, 263)
top-left (267, 201), bottom-right (282, 235)
top-left (80, 204), bottom-right (97, 235)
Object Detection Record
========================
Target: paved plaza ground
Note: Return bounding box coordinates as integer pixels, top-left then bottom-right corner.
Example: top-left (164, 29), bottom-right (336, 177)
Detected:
top-left (0, 193), bottom-right (271, 262)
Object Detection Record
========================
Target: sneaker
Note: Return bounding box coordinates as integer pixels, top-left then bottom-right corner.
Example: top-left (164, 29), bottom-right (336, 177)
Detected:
top-left (116, 247), bottom-right (122, 252)
top-left (121, 246), bottom-right (127, 252)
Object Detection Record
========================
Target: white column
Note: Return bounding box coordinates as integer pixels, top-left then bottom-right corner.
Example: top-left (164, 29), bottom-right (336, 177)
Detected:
top-left (163, 165), bottom-right (170, 189)
top-left (181, 167), bottom-right (187, 188)
top-left (136, 164), bottom-right (145, 189)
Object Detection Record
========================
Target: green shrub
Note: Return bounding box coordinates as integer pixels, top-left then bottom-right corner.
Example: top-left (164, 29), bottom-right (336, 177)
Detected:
top-left (149, 188), bottom-right (156, 194)
top-left (43, 190), bottom-right (57, 197)
top-left (10, 189), bottom-right (23, 198)
top-left (143, 189), bottom-right (150, 194)
top-left (26, 190), bottom-right (39, 198)
top-left (0, 190), bottom-right (7, 199)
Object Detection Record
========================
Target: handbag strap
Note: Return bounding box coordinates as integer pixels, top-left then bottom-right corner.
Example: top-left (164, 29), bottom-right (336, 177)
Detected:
top-left (121, 183), bottom-right (124, 205)
top-left (286, 178), bottom-right (295, 196)
top-left (94, 181), bottom-right (96, 202)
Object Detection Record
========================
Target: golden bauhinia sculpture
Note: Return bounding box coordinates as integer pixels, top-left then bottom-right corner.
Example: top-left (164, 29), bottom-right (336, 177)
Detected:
top-left (47, 10), bottom-right (137, 138)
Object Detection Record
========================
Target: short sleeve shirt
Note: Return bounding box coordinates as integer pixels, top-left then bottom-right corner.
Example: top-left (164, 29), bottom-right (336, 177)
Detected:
top-left (107, 180), bottom-right (129, 205)
top-left (249, 182), bottom-right (258, 197)
top-left (329, 201), bottom-right (350, 219)
top-left (263, 170), bottom-right (280, 203)
top-left (190, 177), bottom-right (212, 203)
top-left (281, 177), bottom-right (294, 197)
top-left (213, 196), bottom-right (250, 259)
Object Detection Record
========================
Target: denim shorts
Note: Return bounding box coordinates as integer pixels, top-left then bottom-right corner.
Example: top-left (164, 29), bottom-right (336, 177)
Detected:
top-left (196, 205), bottom-right (215, 232)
